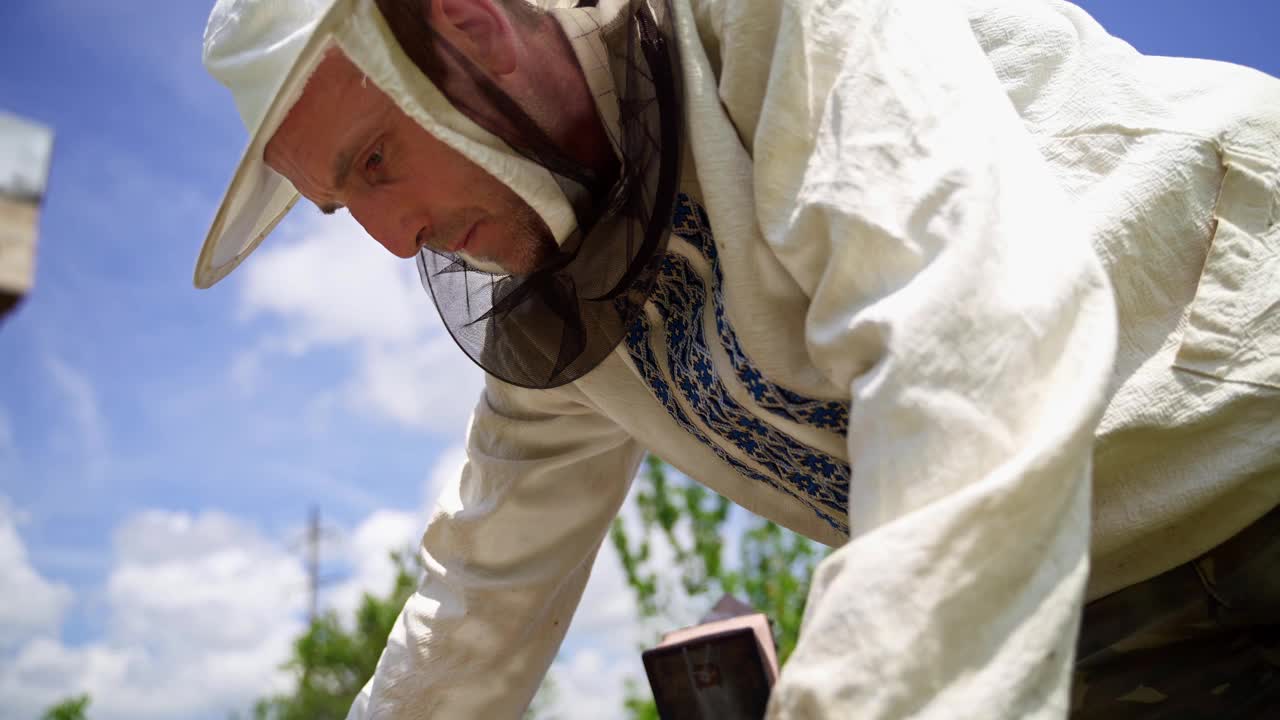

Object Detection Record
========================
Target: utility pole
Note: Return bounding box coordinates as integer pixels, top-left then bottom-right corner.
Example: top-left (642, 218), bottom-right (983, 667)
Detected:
top-left (293, 504), bottom-right (338, 626)
top-left (307, 505), bottom-right (321, 625)
top-left (294, 505), bottom-right (339, 689)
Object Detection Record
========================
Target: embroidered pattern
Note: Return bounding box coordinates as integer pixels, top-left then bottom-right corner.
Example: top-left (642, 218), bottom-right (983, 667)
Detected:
top-left (670, 196), bottom-right (851, 432)
top-left (625, 194), bottom-right (851, 532)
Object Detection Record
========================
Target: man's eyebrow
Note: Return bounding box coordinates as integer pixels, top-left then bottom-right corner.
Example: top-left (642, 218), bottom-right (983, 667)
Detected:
top-left (312, 137), bottom-right (364, 216)
top-left (331, 142), bottom-right (360, 199)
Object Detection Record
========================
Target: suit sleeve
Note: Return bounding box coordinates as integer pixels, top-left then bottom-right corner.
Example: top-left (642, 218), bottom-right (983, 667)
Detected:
top-left (347, 378), bottom-right (644, 719)
top-left (706, 0), bottom-right (1117, 715)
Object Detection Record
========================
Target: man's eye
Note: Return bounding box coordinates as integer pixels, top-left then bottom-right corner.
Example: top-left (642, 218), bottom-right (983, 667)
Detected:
top-left (365, 148), bottom-right (384, 172)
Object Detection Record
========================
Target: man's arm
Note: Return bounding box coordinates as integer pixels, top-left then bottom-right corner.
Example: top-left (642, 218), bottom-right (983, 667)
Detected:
top-left (347, 378), bottom-right (644, 719)
top-left (696, 0), bottom-right (1116, 715)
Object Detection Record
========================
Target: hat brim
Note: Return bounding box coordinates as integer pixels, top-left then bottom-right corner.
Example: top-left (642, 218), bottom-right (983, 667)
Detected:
top-left (193, 0), bottom-right (356, 289)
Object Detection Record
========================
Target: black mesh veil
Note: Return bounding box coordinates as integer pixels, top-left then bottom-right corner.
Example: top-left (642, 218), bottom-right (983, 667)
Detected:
top-left (375, 0), bottom-right (682, 389)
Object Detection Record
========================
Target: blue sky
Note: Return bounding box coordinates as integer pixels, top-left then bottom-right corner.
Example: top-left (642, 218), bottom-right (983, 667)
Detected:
top-left (0, 2), bottom-right (451, 590)
top-left (0, 2), bottom-right (499, 716)
top-left (0, 1), bottom-right (1277, 718)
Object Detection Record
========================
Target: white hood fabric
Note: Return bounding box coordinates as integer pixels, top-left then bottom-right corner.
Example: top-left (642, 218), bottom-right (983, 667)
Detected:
top-left (197, 0), bottom-right (575, 288)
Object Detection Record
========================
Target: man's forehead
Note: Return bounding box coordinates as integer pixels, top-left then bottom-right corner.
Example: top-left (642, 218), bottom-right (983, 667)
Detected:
top-left (265, 49), bottom-right (380, 165)
top-left (273, 48), bottom-right (367, 136)
top-left (262, 46), bottom-right (391, 212)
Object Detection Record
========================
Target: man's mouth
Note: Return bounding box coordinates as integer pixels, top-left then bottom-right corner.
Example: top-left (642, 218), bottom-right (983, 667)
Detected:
top-left (415, 224), bottom-right (474, 255)
top-left (449, 223), bottom-right (476, 254)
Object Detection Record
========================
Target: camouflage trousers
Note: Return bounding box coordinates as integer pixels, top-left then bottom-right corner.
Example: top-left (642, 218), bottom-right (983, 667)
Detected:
top-left (1071, 504), bottom-right (1280, 718)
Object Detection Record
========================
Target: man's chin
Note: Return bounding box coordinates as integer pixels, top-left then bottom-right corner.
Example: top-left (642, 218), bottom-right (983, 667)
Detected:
top-left (456, 231), bottom-right (557, 276)
top-left (459, 252), bottom-right (510, 274)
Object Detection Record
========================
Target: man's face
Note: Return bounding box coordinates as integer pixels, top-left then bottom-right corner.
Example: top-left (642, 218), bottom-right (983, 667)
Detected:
top-left (264, 49), bottom-right (556, 273)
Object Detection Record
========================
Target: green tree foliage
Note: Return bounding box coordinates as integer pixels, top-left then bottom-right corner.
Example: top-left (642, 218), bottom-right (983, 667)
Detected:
top-left (41, 694), bottom-right (91, 720)
top-left (610, 456), bottom-right (830, 716)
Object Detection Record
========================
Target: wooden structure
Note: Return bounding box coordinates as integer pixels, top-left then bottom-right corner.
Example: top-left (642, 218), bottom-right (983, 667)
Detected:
top-left (0, 111), bottom-right (54, 321)
top-left (643, 595), bottom-right (780, 719)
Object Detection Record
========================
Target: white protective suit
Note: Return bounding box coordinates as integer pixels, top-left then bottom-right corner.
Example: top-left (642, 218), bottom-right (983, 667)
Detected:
top-left (348, 0), bottom-right (1280, 717)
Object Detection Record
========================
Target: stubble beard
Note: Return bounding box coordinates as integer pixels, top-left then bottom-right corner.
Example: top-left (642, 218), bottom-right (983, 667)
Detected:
top-left (490, 196), bottom-right (558, 275)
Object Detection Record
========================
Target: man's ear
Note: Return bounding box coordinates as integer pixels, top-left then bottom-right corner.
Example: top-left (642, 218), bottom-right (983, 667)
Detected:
top-left (428, 0), bottom-right (519, 77)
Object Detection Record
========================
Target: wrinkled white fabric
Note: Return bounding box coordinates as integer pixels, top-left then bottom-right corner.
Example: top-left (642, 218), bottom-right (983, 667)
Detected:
top-left (348, 0), bottom-right (1280, 718)
top-left (966, 0), bottom-right (1280, 600)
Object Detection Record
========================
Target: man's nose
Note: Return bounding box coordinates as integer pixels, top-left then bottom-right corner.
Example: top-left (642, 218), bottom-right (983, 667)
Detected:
top-left (348, 198), bottom-right (422, 259)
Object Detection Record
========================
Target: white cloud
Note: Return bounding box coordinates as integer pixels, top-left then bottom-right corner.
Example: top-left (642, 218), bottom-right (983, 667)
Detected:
top-left (0, 506), bottom-right (306, 720)
top-left (0, 465), bottom-right (713, 719)
top-left (422, 443), bottom-right (468, 512)
top-left (238, 209), bottom-right (485, 435)
top-left (0, 500), bottom-right (456, 719)
top-left (546, 646), bottom-right (645, 720)
top-left (347, 339), bottom-right (484, 434)
top-left (228, 348), bottom-right (265, 396)
top-left (105, 511), bottom-right (308, 655)
top-left (530, 487), bottom-right (667, 720)
top-left (239, 212), bottom-right (428, 351)
top-left (0, 448), bottom-right (494, 712)
top-left (564, 545), bottom-right (648, 656)
top-left (0, 500), bottom-right (73, 652)
top-left (44, 354), bottom-right (109, 481)
top-left (325, 509), bottom-right (423, 622)
top-left (321, 445), bottom-right (473, 623)
top-left (0, 500), bottom-right (476, 720)
top-left (534, 545), bottom-right (649, 720)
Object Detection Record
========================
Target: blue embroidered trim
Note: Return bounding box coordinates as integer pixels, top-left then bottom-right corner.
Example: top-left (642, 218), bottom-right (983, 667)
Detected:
top-left (625, 313), bottom-right (832, 520)
top-left (669, 196), bottom-right (851, 433)
top-left (625, 196), bottom-right (851, 532)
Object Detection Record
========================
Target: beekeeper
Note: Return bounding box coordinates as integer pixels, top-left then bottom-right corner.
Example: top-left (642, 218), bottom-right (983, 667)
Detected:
top-left (196, 0), bottom-right (1280, 716)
